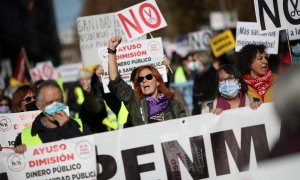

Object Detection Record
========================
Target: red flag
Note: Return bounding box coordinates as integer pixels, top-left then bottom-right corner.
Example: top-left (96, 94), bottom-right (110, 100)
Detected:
top-left (13, 48), bottom-right (29, 83)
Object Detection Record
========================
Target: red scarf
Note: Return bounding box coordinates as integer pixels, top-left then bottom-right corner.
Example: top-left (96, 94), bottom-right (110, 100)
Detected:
top-left (243, 69), bottom-right (273, 101)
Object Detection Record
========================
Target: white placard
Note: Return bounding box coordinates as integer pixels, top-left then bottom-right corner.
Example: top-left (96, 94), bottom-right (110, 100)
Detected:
top-left (116, 0), bottom-right (167, 41)
top-left (5, 135), bottom-right (96, 180)
top-left (188, 29), bottom-right (213, 51)
top-left (254, 0), bottom-right (300, 32)
top-left (98, 37), bottom-right (167, 93)
top-left (288, 27), bottom-right (300, 40)
top-left (29, 61), bottom-right (59, 82)
top-left (77, 13), bottom-right (146, 66)
top-left (235, 21), bottom-right (279, 54)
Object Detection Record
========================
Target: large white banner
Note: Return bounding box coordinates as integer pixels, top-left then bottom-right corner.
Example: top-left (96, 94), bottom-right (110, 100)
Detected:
top-left (254, 0), bottom-right (300, 32)
top-left (116, 0), bottom-right (167, 41)
top-left (235, 21), bottom-right (279, 54)
top-left (94, 103), bottom-right (281, 179)
top-left (1, 103), bottom-right (281, 179)
top-left (98, 37), bottom-right (167, 93)
top-left (77, 13), bottom-right (146, 66)
top-left (5, 135), bottom-right (96, 180)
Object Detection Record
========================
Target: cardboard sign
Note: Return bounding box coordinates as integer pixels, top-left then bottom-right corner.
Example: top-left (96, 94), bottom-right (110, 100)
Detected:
top-left (93, 103), bottom-right (280, 179)
top-left (77, 13), bottom-right (146, 66)
top-left (254, 0), bottom-right (300, 32)
top-left (5, 135), bottom-right (96, 180)
top-left (188, 29), bottom-right (213, 51)
top-left (235, 21), bottom-right (279, 54)
top-left (210, 30), bottom-right (236, 57)
top-left (116, 0), bottom-right (167, 41)
top-left (98, 37), bottom-right (167, 93)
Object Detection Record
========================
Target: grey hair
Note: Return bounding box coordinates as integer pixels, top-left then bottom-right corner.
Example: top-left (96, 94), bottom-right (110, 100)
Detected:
top-left (36, 80), bottom-right (64, 102)
top-left (273, 67), bottom-right (300, 133)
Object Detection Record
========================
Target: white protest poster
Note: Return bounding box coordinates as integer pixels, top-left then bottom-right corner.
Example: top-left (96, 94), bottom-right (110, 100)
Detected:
top-left (57, 63), bottom-right (82, 83)
top-left (29, 61), bottom-right (59, 82)
top-left (116, 0), bottom-right (167, 41)
top-left (5, 135), bottom-right (96, 180)
top-left (93, 103), bottom-right (281, 179)
top-left (77, 13), bottom-right (146, 66)
top-left (188, 29), bottom-right (213, 51)
top-left (288, 27), bottom-right (300, 40)
top-left (98, 37), bottom-right (167, 93)
top-left (0, 111), bottom-right (40, 176)
top-left (209, 11), bottom-right (238, 31)
top-left (254, 0), bottom-right (300, 32)
top-left (235, 21), bottom-right (279, 54)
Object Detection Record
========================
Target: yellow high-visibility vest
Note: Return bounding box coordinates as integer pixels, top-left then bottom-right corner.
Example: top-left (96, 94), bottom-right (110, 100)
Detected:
top-left (21, 118), bottom-right (83, 147)
top-left (174, 66), bottom-right (187, 83)
top-left (102, 101), bottom-right (128, 130)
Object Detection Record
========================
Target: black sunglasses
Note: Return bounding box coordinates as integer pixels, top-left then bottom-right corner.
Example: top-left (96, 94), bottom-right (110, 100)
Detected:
top-left (137, 74), bottom-right (153, 83)
top-left (22, 96), bottom-right (35, 103)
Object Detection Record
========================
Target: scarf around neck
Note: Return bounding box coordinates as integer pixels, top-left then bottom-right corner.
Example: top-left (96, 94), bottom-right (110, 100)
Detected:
top-left (243, 69), bottom-right (273, 101)
top-left (146, 93), bottom-right (169, 117)
top-left (216, 92), bottom-right (246, 110)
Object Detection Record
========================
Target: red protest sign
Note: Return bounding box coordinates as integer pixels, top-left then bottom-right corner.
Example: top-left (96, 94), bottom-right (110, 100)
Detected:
top-left (116, 0), bottom-right (167, 41)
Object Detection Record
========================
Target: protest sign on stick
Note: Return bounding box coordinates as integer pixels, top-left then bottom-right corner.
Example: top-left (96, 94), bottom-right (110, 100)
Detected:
top-left (235, 21), bottom-right (279, 54)
top-left (210, 30), bottom-right (236, 57)
top-left (116, 0), bottom-right (167, 41)
top-left (77, 13), bottom-right (146, 66)
top-left (98, 37), bottom-right (167, 93)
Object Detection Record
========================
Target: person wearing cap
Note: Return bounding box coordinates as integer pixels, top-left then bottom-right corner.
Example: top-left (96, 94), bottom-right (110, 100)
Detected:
top-left (107, 36), bottom-right (186, 126)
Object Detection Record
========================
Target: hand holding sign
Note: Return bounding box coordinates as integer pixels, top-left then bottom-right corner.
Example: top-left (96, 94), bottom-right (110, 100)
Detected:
top-left (108, 36), bottom-right (122, 50)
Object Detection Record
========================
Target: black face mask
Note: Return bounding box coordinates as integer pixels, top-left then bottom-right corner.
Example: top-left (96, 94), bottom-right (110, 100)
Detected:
top-left (25, 101), bottom-right (38, 111)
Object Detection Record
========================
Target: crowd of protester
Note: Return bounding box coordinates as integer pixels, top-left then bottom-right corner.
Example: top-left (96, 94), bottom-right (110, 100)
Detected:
top-left (0, 35), bottom-right (298, 163)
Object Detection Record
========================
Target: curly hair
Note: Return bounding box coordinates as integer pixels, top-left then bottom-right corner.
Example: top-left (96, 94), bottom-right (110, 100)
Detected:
top-left (236, 44), bottom-right (266, 75)
top-left (133, 65), bottom-right (173, 101)
top-left (216, 64), bottom-right (248, 96)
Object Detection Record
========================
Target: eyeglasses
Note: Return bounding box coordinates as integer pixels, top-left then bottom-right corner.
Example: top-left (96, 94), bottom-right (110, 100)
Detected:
top-left (137, 74), bottom-right (153, 83)
top-left (219, 76), bottom-right (236, 84)
top-left (22, 96), bottom-right (35, 103)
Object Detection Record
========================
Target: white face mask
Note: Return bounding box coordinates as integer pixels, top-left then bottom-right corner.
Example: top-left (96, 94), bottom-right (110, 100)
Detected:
top-left (0, 105), bottom-right (10, 113)
top-left (218, 80), bottom-right (241, 99)
top-left (187, 61), bottom-right (200, 72)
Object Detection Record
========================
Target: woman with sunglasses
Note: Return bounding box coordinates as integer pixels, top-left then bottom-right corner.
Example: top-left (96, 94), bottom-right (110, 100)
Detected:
top-left (107, 36), bottom-right (186, 126)
top-left (12, 85), bottom-right (36, 112)
top-left (202, 64), bottom-right (261, 115)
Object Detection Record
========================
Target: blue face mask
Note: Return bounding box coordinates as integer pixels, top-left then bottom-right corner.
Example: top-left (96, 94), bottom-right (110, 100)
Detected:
top-left (187, 61), bottom-right (201, 72)
top-left (218, 80), bottom-right (240, 99)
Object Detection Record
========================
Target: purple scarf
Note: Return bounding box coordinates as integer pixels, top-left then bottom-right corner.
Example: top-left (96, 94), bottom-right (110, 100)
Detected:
top-left (216, 92), bottom-right (246, 110)
top-left (146, 93), bottom-right (169, 117)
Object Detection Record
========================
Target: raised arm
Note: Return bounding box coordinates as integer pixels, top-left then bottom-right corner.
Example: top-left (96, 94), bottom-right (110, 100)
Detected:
top-left (108, 36), bottom-right (122, 81)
